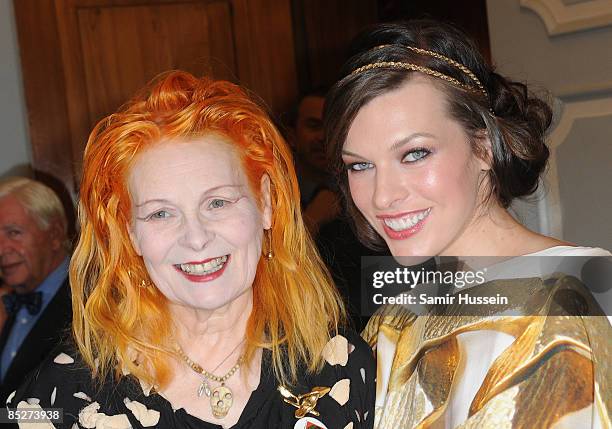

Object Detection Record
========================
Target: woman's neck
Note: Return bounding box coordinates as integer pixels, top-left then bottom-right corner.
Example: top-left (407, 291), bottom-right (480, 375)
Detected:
top-left (171, 288), bottom-right (253, 362)
top-left (162, 288), bottom-right (261, 428)
top-left (440, 204), bottom-right (567, 257)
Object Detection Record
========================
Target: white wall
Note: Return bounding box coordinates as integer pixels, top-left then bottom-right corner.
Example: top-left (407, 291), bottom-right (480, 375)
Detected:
top-left (0, 0), bottom-right (31, 177)
top-left (488, 0), bottom-right (612, 250)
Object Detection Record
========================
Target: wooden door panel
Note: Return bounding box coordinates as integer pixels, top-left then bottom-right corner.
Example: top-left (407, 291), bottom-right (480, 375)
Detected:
top-left (13, 0), bottom-right (75, 191)
top-left (58, 0), bottom-right (243, 179)
top-left (15, 0), bottom-right (297, 193)
top-left (77, 2), bottom-right (237, 127)
top-left (300, 0), bottom-right (377, 88)
top-left (231, 0), bottom-right (297, 113)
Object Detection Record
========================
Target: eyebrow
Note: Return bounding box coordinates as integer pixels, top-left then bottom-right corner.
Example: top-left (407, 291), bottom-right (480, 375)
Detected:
top-left (134, 184), bottom-right (244, 208)
top-left (135, 199), bottom-right (171, 208)
top-left (342, 132), bottom-right (437, 159)
top-left (1, 224), bottom-right (23, 230)
top-left (390, 132), bottom-right (436, 151)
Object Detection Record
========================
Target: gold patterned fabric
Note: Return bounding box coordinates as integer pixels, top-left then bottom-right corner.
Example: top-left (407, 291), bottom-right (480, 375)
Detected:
top-left (363, 275), bottom-right (611, 429)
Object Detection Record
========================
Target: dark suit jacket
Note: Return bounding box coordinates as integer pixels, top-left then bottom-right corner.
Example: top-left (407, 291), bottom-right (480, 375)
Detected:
top-left (0, 278), bottom-right (72, 404)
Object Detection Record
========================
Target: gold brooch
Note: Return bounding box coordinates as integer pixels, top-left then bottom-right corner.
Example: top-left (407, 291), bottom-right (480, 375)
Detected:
top-left (278, 385), bottom-right (331, 418)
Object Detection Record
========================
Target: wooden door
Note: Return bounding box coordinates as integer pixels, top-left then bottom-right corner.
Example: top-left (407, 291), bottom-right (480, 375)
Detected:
top-left (14, 0), bottom-right (298, 193)
top-left (293, 0), bottom-right (378, 91)
top-left (377, 0), bottom-right (491, 63)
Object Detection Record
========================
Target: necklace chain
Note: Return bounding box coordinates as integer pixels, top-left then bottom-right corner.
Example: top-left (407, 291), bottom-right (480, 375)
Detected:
top-left (174, 338), bottom-right (245, 419)
top-left (174, 340), bottom-right (244, 383)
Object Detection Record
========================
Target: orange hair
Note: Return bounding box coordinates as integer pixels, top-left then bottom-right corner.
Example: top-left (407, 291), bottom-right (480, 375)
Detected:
top-left (71, 71), bottom-right (346, 389)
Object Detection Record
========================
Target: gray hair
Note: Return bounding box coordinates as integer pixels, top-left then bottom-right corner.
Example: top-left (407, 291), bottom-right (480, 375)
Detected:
top-left (0, 176), bottom-right (69, 250)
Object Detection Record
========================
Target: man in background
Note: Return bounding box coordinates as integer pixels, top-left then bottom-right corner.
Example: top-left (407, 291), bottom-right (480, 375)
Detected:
top-left (0, 177), bottom-right (71, 403)
top-left (291, 89), bottom-right (341, 235)
top-left (288, 90), bottom-right (389, 330)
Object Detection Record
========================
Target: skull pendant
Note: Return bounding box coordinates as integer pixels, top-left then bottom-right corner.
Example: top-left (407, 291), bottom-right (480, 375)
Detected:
top-left (211, 385), bottom-right (233, 418)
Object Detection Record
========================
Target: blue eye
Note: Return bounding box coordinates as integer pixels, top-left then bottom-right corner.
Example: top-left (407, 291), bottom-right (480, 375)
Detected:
top-left (402, 148), bottom-right (431, 163)
top-left (148, 210), bottom-right (170, 220)
top-left (347, 162), bottom-right (373, 172)
top-left (209, 199), bottom-right (228, 209)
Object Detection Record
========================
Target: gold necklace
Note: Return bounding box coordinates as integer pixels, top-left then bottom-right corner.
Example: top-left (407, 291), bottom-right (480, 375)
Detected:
top-left (175, 343), bottom-right (244, 419)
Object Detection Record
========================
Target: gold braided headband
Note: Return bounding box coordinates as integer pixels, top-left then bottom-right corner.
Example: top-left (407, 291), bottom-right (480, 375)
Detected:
top-left (404, 46), bottom-right (487, 97)
top-left (345, 44), bottom-right (489, 100)
top-left (349, 62), bottom-right (476, 93)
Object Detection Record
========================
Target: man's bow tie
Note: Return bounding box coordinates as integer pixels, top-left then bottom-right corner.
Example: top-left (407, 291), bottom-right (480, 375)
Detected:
top-left (2, 291), bottom-right (43, 316)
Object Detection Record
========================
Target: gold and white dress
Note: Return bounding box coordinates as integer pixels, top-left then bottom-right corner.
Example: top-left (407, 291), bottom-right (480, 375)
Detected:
top-left (364, 246), bottom-right (612, 429)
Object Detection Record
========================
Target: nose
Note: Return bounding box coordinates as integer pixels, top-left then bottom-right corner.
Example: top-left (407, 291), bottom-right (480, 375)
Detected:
top-left (178, 214), bottom-right (214, 251)
top-left (372, 167), bottom-right (410, 210)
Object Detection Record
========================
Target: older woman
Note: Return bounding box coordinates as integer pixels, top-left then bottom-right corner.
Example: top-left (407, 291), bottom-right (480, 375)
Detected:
top-left (325, 20), bottom-right (611, 428)
top-left (9, 72), bottom-right (375, 429)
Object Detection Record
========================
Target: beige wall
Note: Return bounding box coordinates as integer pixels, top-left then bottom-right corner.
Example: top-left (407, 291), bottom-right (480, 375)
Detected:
top-left (487, 0), bottom-right (612, 250)
top-left (0, 0), bottom-right (31, 177)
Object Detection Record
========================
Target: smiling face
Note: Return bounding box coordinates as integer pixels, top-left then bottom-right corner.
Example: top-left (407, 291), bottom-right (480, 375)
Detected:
top-left (128, 135), bottom-right (272, 312)
top-left (343, 76), bottom-right (490, 257)
top-left (0, 195), bottom-right (64, 292)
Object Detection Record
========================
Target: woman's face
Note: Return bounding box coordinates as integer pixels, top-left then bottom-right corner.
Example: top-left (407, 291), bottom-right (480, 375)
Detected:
top-left (343, 76), bottom-right (489, 256)
top-left (128, 135), bottom-right (271, 311)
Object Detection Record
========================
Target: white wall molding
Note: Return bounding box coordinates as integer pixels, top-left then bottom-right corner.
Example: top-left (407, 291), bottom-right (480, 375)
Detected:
top-left (0, 0), bottom-right (32, 176)
top-left (557, 79), bottom-right (612, 99)
top-left (520, 0), bottom-right (612, 35)
top-left (540, 96), bottom-right (612, 237)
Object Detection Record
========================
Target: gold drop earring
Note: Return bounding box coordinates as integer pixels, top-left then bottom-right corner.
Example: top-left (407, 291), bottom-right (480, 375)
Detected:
top-left (264, 228), bottom-right (273, 259)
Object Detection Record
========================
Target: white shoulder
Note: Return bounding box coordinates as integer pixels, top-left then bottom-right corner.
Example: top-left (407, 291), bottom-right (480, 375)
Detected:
top-left (531, 245), bottom-right (612, 257)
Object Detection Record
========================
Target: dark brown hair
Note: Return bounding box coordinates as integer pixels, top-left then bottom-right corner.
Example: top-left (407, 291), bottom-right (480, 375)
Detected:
top-left (324, 19), bottom-right (552, 250)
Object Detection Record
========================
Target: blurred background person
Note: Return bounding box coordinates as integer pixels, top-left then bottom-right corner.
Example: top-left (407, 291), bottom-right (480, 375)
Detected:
top-left (287, 89), bottom-right (389, 331)
top-left (0, 177), bottom-right (71, 404)
top-left (289, 88), bottom-right (341, 235)
top-left (0, 279), bottom-right (9, 338)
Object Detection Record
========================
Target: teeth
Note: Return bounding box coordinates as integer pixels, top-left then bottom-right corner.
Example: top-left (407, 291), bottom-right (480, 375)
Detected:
top-left (384, 208), bottom-right (431, 231)
top-left (179, 255), bottom-right (228, 275)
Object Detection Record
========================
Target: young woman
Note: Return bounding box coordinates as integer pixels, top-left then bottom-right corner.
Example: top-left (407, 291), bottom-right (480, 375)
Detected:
top-left (325, 20), bottom-right (611, 429)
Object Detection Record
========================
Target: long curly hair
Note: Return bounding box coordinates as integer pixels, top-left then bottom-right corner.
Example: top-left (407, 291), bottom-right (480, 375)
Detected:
top-left (71, 71), bottom-right (346, 389)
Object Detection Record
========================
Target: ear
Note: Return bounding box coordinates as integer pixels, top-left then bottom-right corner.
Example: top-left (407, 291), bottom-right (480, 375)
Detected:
top-left (260, 173), bottom-right (273, 230)
top-left (47, 220), bottom-right (65, 252)
top-left (127, 222), bottom-right (142, 256)
top-left (474, 131), bottom-right (493, 171)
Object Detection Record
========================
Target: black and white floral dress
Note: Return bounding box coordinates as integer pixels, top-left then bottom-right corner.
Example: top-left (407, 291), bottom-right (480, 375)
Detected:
top-left (8, 330), bottom-right (375, 429)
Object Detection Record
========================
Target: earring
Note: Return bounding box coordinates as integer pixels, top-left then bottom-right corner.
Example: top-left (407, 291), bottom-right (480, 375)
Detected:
top-left (264, 228), bottom-right (273, 259)
top-left (129, 269), bottom-right (150, 288)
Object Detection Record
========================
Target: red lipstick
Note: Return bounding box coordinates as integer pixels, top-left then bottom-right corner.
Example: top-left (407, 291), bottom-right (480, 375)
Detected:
top-left (377, 209), bottom-right (431, 240)
top-left (174, 255), bottom-right (230, 283)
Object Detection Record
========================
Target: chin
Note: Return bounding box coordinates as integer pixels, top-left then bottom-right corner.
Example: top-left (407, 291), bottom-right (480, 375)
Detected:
top-left (196, 302), bottom-right (228, 311)
top-left (387, 240), bottom-right (437, 258)
top-left (2, 273), bottom-right (26, 288)
top-left (183, 297), bottom-right (230, 312)
top-left (192, 288), bottom-right (251, 311)
top-left (389, 246), bottom-right (422, 258)
top-left (13, 280), bottom-right (34, 291)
